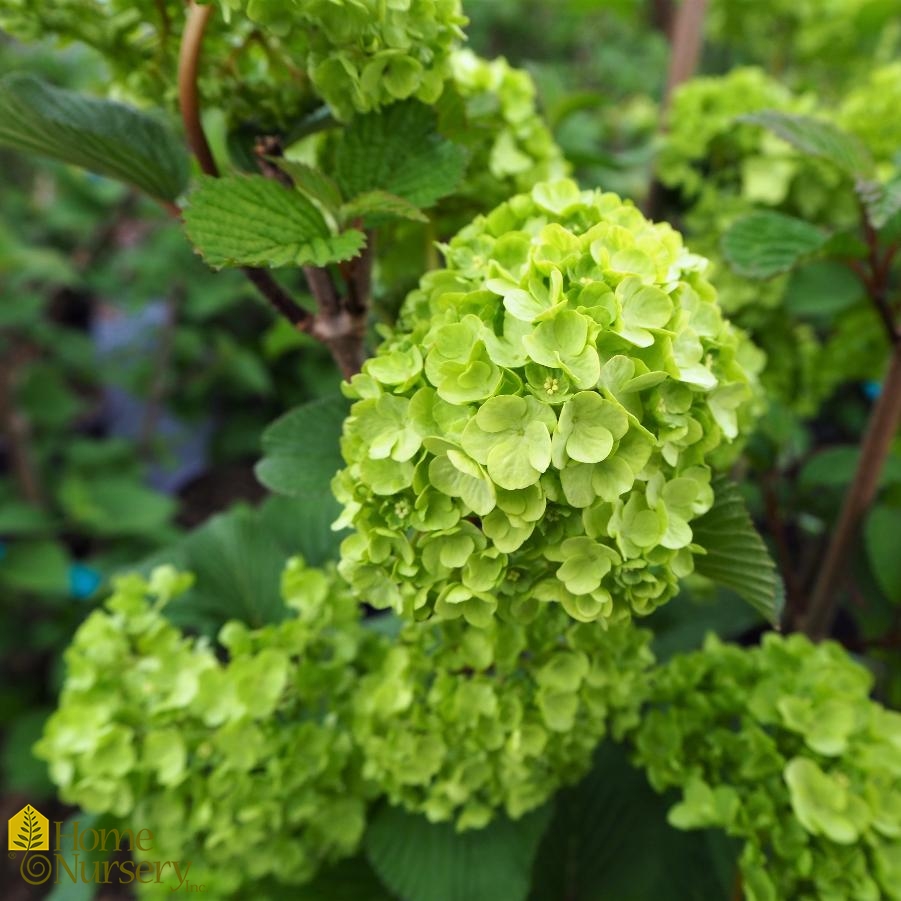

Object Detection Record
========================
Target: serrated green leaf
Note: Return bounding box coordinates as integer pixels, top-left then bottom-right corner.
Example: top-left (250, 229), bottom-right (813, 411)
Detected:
top-left (857, 174), bottom-right (901, 230)
top-left (256, 395), bottom-right (350, 503)
top-left (273, 158), bottom-right (344, 213)
top-left (290, 857), bottom-right (394, 901)
top-left (0, 501), bottom-right (56, 537)
top-left (529, 742), bottom-right (737, 901)
top-left (183, 175), bottom-right (365, 269)
top-left (341, 190), bottom-right (429, 225)
top-left (740, 110), bottom-right (874, 177)
top-left (0, 73), bottom-right (188, 202)
top-left (865, 505), bottom-right (901, 602)
top-left (722, 211), bottom-right (829, 279)
top-left (366, 803), bottom-right (551, 901)
top-left (691, 478), bottom-right (785, 625)
top-left (335, 100), bottom-right (467, 209)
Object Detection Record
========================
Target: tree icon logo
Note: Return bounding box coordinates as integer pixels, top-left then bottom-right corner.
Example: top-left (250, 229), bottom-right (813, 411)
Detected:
top-left (8, 805), bottom-right (49, 852)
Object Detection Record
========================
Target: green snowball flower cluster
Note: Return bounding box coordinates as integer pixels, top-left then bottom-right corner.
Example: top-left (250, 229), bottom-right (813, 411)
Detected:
top-left (354, 609), bottom-right (654, 830)
top-left (444, 49), bottom-right (569, 212)
top-left (220, 0), bottom-right (467, 121)
top-left (334, 179), bottom-right (761, 627)
top-left (632, 633), bottom-right (901, 901)
top-left (34, 560), bottom-right (381, 896)
top-left (836, 62), bottom-right (901, 169)
top-left (0, 0), bottom-right (318, 130)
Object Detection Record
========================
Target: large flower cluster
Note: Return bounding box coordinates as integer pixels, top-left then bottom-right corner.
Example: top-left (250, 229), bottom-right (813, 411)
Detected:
top-left (633, 633), bottom-right (901, 901)
top-left (354, 609), bottom-right (654, 829)
top-left (221, 0), bottom-right (467, 121)
top-left (34, 560), bottom-right (381, 896)
top-left (446, 49), bottom-right (568, 212)
top-left (335, 179), bottom-right (761, 627)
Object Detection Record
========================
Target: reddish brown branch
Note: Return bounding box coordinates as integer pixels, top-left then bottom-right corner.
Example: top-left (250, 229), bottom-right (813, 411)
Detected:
top-left (803, 341), bottom-right (901, 639)
top-left (178, 1), bottom-right (219, 178)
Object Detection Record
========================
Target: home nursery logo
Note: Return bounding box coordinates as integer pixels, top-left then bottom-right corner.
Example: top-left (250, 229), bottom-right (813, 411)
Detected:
top-left (7, 805), bottom-right (200, 891)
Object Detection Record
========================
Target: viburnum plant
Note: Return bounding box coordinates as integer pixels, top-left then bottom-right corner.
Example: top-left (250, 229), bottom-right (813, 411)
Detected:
top-left (3, 2), bottom-right (901, 900)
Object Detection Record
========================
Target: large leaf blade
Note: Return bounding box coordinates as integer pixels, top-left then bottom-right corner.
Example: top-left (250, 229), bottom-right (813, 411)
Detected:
top-left (529, 742), bottom-right (737, 901)
top-left (691, 478), bottom-right (785, 625)
top-left (0, 73), bottom-right (188, 202)
top-left (366, 803), bottom-right (551, 901)
top-left (722, 211), bottom-right (829, 279)
top-left (183, 175), bottom-right (365, 269)
top-left (740, 110), bottom-right (874, 177)
top-left (335, 100), bottom-right (467, 210)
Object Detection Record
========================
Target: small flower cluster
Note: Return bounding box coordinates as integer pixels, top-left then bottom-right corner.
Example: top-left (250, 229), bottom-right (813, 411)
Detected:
top-left (335, 179), bottom-right (761, 627)
top-left (354, 608), bottom-right (654, 829)
top-left (633, 633), bottom-right (901, 901)
top-left (34, 560), bottom-right (381, 896)
top-left (221, 0), bottom-right (467, 120)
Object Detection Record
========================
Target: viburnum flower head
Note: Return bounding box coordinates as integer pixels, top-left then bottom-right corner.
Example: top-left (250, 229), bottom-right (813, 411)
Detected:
top-left (335, 179), bottom-right (761, 627)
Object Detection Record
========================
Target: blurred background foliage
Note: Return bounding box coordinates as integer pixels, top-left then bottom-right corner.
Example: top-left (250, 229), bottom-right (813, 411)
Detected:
top-left (1, 0), bottom-right (900, 887)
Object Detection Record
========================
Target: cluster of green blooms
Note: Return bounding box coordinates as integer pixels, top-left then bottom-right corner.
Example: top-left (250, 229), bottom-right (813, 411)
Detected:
top-left (633, 633), bottom-right (901, 901)
top-left (706, 0), bottom-right (901, 91)
top-left (219, 0), bottom-right (467, 121)
top-left (34, 560), bottom-right (381, 896)
top-left (0, 0), bottom-right (318, 130)
top-left (334, 179), bottom-right (761, 627)
top-left (443, 49), bottom-right (569, 214)
top-left (354, 609), bottom-right (654, 829)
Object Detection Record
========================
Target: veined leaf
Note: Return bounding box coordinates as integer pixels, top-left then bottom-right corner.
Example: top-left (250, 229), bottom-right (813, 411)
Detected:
top-left (691, 478), bottom-right (785, 625)
top-left (0, 73), bottom-right (188, 202)
top-left (366, 803), bottom-right (551, 901)
top-left (340, 190), bottom-right (429, 225)
top-left (740, 111), bottom-right (874, 178)
top-left (722, 211), bottom-right (829, 279)
top-left (530, 742), bottom-right (737, 901)
top-left (183, 175), bottom-right (365, 269)
top-left (273, 159), bottom-right (344, 213)
top-left (256, 395), bottom-right (349, 503)
top-left (335, 100), bottom-right (467, 209)
top-left (857, 174), bottom-right (901, 231)
top-left (865, 505), bottom-right (901, 603)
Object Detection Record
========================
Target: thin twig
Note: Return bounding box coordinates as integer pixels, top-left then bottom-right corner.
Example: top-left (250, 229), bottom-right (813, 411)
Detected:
top-left (177, 2), bottom-right (317, 336)
top-left (178, 1), bottom-right (219, 177)
top-left (803, 340), bottom-right (901, 639)
top-left (644, 0), bottom-right (709, 217)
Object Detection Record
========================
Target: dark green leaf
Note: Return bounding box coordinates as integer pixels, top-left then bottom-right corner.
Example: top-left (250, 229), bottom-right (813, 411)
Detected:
top-left (784, 260), bottom-right (863, 319)
top-left (800, 447), bottom-right (901, 491)
top-left (865, 505), bottom-right (901, 602)
top-left (691, 478), bottom-right (785, 625)
top-left (58, 476), bottom-right (176, 539)
top-left (256, 395), bottom-right (349, 505)
top-left (529, 742), bottom-right (737, 901)
top-left (47, 812), bottom-right (118, 901)
top-left (0, 540), bottom-right (70, 596)
top-left (740, 111), bottom-right (874, 177)
top-left (183, 175), bottom-right (365, 269)
top-left (291, 857), bottom-right (395, 900)
top-left (0, 73), bottom-right (188, 201)
top-left (367, 803), bottom-right (552, 901)
top-left (0, 501), bottom-right (56, 537)
top-left (722, 211), bottom-right (829, 279)
top-left (2, 708), bottom-right (54, 794)
top-left (335, 100), bottom-right (467, 209)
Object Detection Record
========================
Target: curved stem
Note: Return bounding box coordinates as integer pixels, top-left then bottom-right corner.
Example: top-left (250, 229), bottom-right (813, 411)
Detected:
top-left (178, 1), bottom-right (219, 177)
top-left (803, 341), bottom-right (901, 640)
